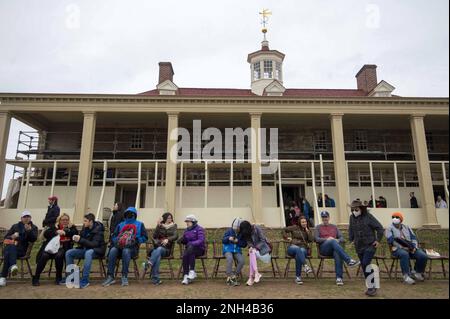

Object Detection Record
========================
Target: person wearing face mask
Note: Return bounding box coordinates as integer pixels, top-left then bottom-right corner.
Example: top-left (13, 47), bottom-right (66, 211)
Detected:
top-left (386, 212), bottom-right (428, 285)
top-left (348, 200), bottom-right (384, 296)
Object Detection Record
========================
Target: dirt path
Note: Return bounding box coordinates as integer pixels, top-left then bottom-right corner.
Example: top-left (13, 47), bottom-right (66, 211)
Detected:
top-left (0, 278), bottom-right (448, 299)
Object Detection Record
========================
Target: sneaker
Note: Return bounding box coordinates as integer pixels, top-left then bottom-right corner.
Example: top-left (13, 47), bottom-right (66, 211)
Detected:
top-left (32, 276), bottom-right (40, 287)
top-left (254, 272), bottom-right (262, 283)
top-left (412, 271), bottom-right (425, 282)
top-left (336, 278), bottom-right (344, 286)
top-left (347, 259), bottom-right (360, 267)
top-left (246, 277), bottom-right (255, 286)
top-left (181, 275), bottom-right (190, 285)
top-left (303, 264), bottom-right (313, 274)
top-left (142, 260), bottom-right (153, 273)
top-left (226, 277), bottom-right (233, 286)
top-left (102, 276), bottom-right (116, 287)
top-left (231, 276), bottom-right (240, 287)
top-left (403, 274), bottom-right (416, 285)
top-left (121, 277), bottom-right (129, 287)
top-left (55, 277), bottom-right (62, 285)
top-left (187, 270), bottom-right (197, 280)
top-left (59, 278), bottom-right (68, 285)
top-left (295, 276), bottom-right (304, 285)
top-left (80, 280), bottom-right (90, 289)
top-left (0, 277), bottom-right (5, 287)
top-left (9, 265), bottom-right (19, 277)
top-left (365, 288), bottom-right (377, 297)
top-left (152, 279), bottom-right (163, 286)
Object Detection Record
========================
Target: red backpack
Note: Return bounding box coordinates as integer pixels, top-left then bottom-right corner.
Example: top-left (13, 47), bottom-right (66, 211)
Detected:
top-left (116, 224), bottom-right (137, 249)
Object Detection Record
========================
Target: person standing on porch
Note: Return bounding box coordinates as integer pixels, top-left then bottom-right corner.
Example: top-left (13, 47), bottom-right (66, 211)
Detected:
top-left (435, 195), bottom-right (448, 208)
top-left (409, 192), bottom-right (419, 208)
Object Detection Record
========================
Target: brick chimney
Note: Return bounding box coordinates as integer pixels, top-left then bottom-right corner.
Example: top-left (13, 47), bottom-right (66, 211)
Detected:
top-left (158, 62), bottom-right (174, 84)
top-left (356, 64), bottom-right (378, 93)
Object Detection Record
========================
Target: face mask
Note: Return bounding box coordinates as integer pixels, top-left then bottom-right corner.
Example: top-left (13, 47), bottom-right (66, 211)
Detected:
top-left (392, 218), bottom-right (401, 225)
top-left (352, 210), bottom-right (361, 217)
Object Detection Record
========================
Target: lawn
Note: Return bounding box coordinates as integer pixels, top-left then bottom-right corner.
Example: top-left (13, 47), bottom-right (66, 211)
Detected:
top-left (0, 227), bottom-right (448, 299)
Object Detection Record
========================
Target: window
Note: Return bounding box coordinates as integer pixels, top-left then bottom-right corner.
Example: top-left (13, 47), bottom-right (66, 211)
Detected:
top-left (314, 131), bottom-right (328, 151)
top-left (426, 132), bottom-right (434, 152)
top-left (263, 60), bottom-right (273, 79)
top-left (253, 62), bottom-right (261, 80)
top-left (354, 130), bottom-right (368, 151)
top-left (130, 129), bottom-right (144, 150)
top-left (275, 62), bottom-right (282, 81)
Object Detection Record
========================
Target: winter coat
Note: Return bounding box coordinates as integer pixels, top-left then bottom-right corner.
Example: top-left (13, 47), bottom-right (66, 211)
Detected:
top-left (110, 209), bottom-right (125, 237)
top-left (153, 223), bottom-right (178, 252)
top-left (43, 204), bottom-right (60, 228)
top-left (222, 228), bottom-right (247, 254)
top-left (112, 218), bottom-right (148, 251)
top-left (178, 224), bottom-right (206, 251)
top-left (36, 224), bottom-right (78, 262)
top-left (348, 212), bottom-right (384, 254)
top-left (247, 225), bottom-right (271, 256)
top-left (386, 223), bottom-right (418, 252)
top-left (5, 222), bottom-right (38, 255)
top-left (282, 225), bottom-right (314, 249)
top-left (76, 221), bottom-right (106, 256)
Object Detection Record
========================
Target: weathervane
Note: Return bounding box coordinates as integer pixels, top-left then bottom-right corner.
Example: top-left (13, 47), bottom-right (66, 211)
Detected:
top-left (259, 8), bottom-right (272, 40)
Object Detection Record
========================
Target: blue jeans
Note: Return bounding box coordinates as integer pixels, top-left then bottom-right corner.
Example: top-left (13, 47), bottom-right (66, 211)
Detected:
top-left (149, 246), bottom-right (169, 281)
top-left (1, 245), bottom-right (25, 278)
top-left (319, 240), bottom-right (352, 279)
top-left (65, 248), bottom-right (98, 282)
top-left (392, 248), bottom-right (428, 275)
top-left (287, 245), bottom-right (307, 277)
top-left (107, 246), bottom-right (137, 278)
top-left (357, 246), bottom-right (376, 279)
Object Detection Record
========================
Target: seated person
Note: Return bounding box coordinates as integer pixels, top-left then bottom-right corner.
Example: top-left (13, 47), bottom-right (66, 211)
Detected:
top-left (222, 218), bottom-right (247, 286)
top-left (314, 211), bottom-right (359, 286)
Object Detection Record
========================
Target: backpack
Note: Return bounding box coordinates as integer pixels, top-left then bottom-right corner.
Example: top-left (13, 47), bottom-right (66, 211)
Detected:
top-left (116, 224), bottom-right (137, 249)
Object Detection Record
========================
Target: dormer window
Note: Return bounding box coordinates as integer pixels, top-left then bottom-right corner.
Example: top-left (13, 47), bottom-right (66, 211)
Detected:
top-left (253, 62), bottom-right (261, 80)
top-left (263, 60), bottom-right (273, 79)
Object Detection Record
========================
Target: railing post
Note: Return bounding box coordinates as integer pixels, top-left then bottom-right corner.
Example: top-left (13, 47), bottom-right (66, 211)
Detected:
top-left (23, 161), bottom-right (32, 209)
top-left (96, 161), bottom-right (108, 220)
top-left (50, 161), bottom-right (57, 197)
top-left (311, 161), bottom-right (320, 227)
top-left (394, 162), bottom-right (402, 208)
top-left (442, 162), bottom-right (449, 205)
top-left (369, 162), bottom-right (376, 208)
top-left (153, 162), bottom-right (158, 209)
top-left (230, 161), bottom-right (234, 208)
top-left (204, 161), bottom-right (208, 208)
top-left (277, 161), bottom-right (285, 227)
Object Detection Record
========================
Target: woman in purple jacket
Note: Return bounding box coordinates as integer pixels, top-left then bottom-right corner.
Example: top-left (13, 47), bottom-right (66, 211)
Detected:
top-left (177, 214), bottom-right (205, 285)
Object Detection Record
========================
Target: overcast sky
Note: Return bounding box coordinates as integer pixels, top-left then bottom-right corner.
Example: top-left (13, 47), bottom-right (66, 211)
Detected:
top-left (1, 0), bottom-right (449, 198)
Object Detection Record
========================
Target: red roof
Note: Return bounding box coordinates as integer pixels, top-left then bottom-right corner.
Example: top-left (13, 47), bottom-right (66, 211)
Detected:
top-left (139, 87), bottom-right (368, 98)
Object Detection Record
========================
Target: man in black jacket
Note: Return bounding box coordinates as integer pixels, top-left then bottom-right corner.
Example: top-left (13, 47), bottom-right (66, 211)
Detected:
top-left (0, 211), bottom-right (38, 287)
top-left (348, 199), bottom-right (384, 297)
top-left (65, 213), bottom-right (106, 289)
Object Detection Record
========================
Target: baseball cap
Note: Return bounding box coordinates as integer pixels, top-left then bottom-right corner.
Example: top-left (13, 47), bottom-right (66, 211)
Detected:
top-left (21, 211), bottom-right (32, 218)
top-left (320, 211), bottom-right (330, 218)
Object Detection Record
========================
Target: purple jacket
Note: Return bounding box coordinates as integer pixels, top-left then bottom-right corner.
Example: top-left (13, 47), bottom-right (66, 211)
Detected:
top-left (180, 224), bottom-right (206, 251)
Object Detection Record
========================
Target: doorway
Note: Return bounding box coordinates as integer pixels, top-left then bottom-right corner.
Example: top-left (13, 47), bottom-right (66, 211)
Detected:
top-left (116, 184), bottom-right (146, 208)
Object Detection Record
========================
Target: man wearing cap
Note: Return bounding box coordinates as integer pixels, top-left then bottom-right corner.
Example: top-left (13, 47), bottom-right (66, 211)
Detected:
top-left (102, 207), bottom-right (148, 287)
top-left (43, 195), bottom-right (60, 228)
top-left (314, 211), bottom-right (360, 286)
top-left (348, 199), bottom-right (384, 296)
top-left (386, 212), bottom-right (428, 285)
top-left (178, 214), bottom-right (206, 285)
top-left (0, 211), bottom-right (38, 287)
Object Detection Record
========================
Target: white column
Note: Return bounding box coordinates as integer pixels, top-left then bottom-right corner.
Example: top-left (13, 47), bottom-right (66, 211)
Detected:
top-left (0, 111), bottom-right (11, 202)
top-left (410, 115), bottom-right (439, 228)
top-left (165, 112), bottom-right (179, 214)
